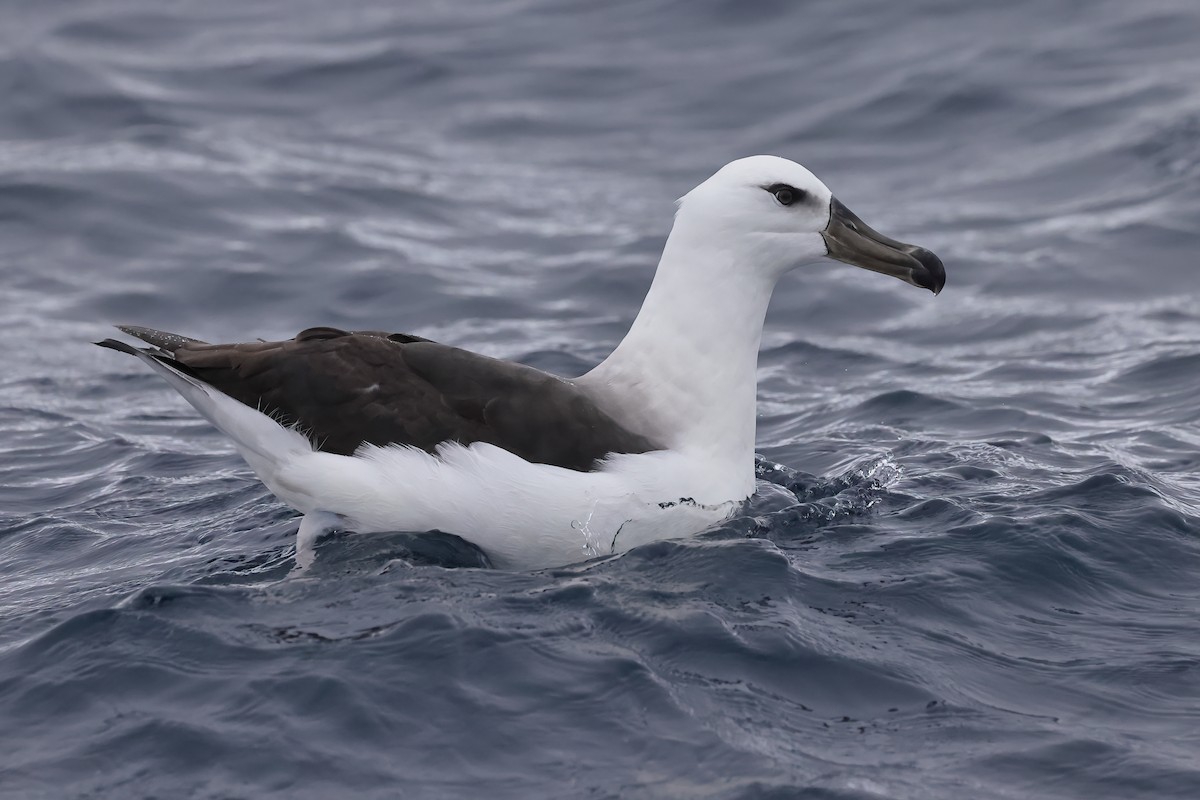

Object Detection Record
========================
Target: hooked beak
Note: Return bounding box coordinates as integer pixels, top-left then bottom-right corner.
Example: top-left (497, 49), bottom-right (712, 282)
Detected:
top-left (821, 197), bottom-right (945, 294)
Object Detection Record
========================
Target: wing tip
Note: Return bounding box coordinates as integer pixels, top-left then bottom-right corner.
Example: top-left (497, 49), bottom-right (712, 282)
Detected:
top-left (95, 335), bottom-right (178, 364)
top-left (95, 337), bottom-right (140, 356)
top-left (114, 325), bottom-right (203, 351)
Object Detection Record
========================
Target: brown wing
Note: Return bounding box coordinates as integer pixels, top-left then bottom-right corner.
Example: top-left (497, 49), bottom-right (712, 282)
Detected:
top-left (99, 326), bottom-right (658, 472)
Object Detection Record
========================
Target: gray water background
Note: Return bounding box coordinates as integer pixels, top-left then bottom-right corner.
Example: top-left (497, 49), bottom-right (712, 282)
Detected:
top-left (2, 1), bottom-right (1200, 797)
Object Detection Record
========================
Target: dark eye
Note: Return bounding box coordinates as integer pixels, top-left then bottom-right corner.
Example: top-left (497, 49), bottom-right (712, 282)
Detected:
top-left (766, 183), bottom-right (804, 207)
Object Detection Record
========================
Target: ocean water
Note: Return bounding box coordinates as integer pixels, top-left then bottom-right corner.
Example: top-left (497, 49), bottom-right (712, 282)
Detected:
top-left (2, 0), bottom-right (1200, 797)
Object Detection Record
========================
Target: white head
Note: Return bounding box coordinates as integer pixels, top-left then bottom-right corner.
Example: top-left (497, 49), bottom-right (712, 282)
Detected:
top-left (673, 155), bottom-right (945, 293)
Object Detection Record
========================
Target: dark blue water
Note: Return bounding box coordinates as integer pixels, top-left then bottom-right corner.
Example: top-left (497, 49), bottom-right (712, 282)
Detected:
top-left (3, 1), bottom-right (1200, 797)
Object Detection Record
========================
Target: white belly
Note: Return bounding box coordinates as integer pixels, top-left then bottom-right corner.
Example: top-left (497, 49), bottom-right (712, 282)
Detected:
top-left (271, 442), bottom-right (750, 570)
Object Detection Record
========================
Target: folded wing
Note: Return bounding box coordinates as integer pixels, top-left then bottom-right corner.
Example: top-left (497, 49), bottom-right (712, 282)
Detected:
top-left (99, 325), bottom-right (658, 472)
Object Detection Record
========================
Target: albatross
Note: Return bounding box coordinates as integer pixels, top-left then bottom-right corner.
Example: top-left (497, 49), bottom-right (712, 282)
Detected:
top-left (98, 155), bottom-right (945, 570)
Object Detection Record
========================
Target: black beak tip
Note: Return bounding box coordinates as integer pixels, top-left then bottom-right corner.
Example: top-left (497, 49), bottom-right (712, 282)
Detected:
top-left (911, 247), bottom-right (946, 295)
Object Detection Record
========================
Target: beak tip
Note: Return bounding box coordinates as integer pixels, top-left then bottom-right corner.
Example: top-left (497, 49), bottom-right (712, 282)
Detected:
top-left (911, 247), bottom-right (946, 295)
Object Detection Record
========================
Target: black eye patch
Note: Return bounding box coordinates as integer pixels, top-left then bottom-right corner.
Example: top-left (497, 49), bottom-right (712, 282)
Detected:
top-left (765, 183), bottom-right (806, 206)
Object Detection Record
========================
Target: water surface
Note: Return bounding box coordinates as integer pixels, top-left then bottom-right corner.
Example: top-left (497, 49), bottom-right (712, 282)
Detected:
top-left (2, 1), bottom-right (1199, 797)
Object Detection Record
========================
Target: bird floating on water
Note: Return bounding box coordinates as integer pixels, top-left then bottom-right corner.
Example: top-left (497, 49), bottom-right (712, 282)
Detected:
top-left (99, 155), bottom-right (945, 570)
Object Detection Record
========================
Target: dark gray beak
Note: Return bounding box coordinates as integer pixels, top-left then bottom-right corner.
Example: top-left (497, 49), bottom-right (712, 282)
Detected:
top-left (821, 197), bottom-right (946, 294)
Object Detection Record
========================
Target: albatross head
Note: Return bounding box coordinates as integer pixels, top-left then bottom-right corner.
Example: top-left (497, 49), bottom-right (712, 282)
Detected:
top-left (675, 155), bottom-right (945, 294)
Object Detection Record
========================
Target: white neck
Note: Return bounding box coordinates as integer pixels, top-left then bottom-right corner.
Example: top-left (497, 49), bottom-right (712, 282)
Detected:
top-left (578, 221), bottom-right (784, 478)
